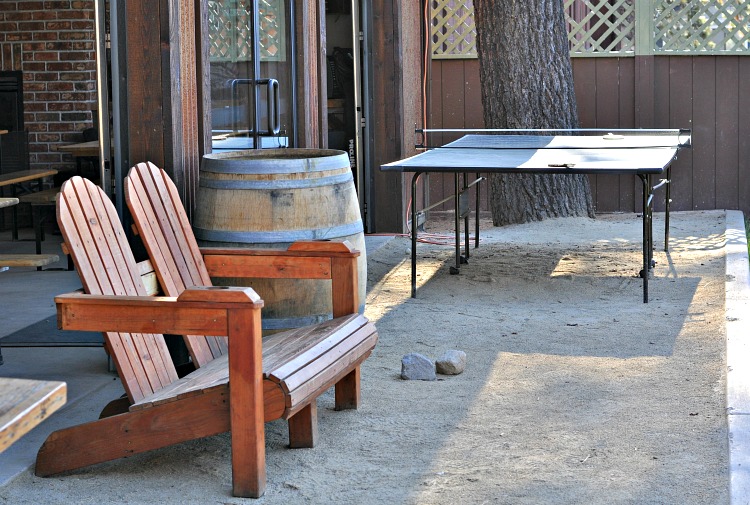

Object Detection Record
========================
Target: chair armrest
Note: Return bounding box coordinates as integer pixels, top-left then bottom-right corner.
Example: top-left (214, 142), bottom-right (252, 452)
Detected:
top-left (200, 240), bottom-right (360, 316)
top-left (55, 286), bottom-right (263, 336)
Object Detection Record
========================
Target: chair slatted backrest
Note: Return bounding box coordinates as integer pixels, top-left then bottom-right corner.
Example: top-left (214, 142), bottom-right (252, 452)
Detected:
top-left (125, 162), bottom-right (227, 367)
top-left (57, 176), bottom-right (179, 403)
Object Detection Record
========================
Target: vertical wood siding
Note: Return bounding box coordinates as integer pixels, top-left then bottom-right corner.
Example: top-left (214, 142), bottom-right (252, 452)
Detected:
top-left (430, 56), bottom-right (750, 216)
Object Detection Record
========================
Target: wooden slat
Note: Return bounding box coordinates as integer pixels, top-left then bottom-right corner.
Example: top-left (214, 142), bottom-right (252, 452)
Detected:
top-left (668, 56), bottom-right (694, 212)
top-left (203, 254), bottom-right (332, 279)
top-left (691, 57), bottom-right (716, 210)
top-left (617, 57), bottom-right (636, 212)
top-left (715, 57), bottom-right (739, 210)
top-left (269, 316), bottom-right (369, 385)
top-left (286, 332), bottom-right (377, 415)
top-left (594, 58), bottom-right (620, 213)
top-left (126, 163), bottom-right (226, 365)
top-left (280, 324), bottom-right (377, 398)
top-left (57, 177), bottom-right (179, 402)
top-left (739, 58), bottom-right (750, 212)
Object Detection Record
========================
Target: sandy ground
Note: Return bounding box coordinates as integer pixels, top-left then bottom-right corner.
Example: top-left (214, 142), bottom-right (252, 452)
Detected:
top-left (0, 210), bottom-right (730, 504)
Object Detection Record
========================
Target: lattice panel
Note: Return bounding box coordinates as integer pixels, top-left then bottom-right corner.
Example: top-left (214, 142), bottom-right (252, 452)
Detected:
top-left (208, 0), bottom-right (285, 62)
top-left (432, 0), bottom-right (477, 58)
top-left (654, 0), bottom-right (750, 52)
top-left (431, 0), bottom-right (750, 58)
top-left (565, 0), bottom-right (636, 54)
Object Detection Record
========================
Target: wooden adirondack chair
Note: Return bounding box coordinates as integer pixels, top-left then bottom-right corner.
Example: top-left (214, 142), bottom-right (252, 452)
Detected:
top-left (124, 161), bottom-right (370, 419)
top-left (35, 176), bottom-right (378, 498)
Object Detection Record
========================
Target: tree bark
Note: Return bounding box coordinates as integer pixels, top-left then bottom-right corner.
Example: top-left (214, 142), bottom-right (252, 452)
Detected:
top-left (473, 0), bottom-right (595, 225)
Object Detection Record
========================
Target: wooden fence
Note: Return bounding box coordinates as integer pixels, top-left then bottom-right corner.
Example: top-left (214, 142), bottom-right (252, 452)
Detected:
top-left (428, 55), bottom-right (750, 216)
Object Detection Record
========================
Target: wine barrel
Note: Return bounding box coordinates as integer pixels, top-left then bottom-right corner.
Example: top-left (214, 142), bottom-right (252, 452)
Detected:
top-left (194, 148), bottom-right (366, 333)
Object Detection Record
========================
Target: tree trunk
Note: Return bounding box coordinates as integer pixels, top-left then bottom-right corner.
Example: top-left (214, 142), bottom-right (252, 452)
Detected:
top-left (473, 0), bottom-right (595, 226)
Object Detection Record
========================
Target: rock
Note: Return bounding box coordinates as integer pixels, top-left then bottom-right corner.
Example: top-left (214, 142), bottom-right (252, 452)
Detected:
top-left (401, 353), bottom-right (436, 381)
top-left (436, 350), bottom-right (467, 375)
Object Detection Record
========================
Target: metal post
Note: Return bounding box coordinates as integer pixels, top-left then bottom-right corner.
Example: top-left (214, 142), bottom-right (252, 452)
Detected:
top-left (475, 172), bottom-right (480, 249)
top-left (93, 0), bottom-right (111, 197)
top-left (454, 172), bottom-right (461, 273)
top-left (665, 165), bottom-right (671, 251)
top-left (640, 174), bottom-right (649, 303)
top-left (463, 172), bottom-right (469, 259)
top-left (411, 173), bottom-right (421, 298)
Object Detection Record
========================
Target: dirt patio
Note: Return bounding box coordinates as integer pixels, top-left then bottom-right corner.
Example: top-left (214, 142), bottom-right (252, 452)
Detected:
top-left (0, 209), bottom-right (746, 504)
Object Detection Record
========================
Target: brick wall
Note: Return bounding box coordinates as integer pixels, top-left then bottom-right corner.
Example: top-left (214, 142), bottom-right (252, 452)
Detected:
top-left (0, 0), bottom-right (96, 174)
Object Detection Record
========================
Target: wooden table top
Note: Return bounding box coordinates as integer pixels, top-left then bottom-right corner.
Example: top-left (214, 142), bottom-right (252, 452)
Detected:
top-left (0, 378), bottom-right (66, 453)
top-left (0, 197), bottom-right (19, 209)
top-left (0, 168), bottom-right (58, 188)
top-left (57, 140), bottom-right (99, 157)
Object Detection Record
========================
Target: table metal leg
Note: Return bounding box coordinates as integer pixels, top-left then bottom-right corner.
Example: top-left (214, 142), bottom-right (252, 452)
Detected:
top-left (665, 165), bottom-right (671, 251)
top-left (411, 173), bottom-right (421, 298)
top-left (639, 174), bottom-right (650, 303)
top-left (452, 173), bottom-right (461, 274)
top-left (463, 173), bottom-right (470, 260)
top-left (475, 173), bottom-right (481, 249)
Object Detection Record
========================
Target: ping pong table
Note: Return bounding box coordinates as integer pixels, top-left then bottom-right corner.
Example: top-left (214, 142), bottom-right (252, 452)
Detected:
top-left (380, 129), bottom-right (692, 303)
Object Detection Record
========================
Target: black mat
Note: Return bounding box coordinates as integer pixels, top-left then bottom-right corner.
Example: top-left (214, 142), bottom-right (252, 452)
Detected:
top-left (0, 316), bottom-right (103, 347)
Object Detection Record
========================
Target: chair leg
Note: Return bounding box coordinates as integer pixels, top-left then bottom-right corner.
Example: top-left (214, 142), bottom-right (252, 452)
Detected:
top-left (334, 366), bottom-right (361, 411)
top-left (288, 401), bottom-right (318, 449)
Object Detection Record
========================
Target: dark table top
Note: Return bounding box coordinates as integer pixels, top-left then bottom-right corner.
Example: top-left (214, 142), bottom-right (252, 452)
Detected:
top-left (382, 133), bottom-right (689, 175)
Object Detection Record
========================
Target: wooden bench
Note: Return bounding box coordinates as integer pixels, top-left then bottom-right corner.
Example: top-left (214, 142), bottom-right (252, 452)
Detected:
top-left (1, 378), bottom-right (66, 453)
top-left (35, 176), bottom-right (378, 498)
top-left (12, 188), bottom-right (72, 271)
top-left (0, 253), bottom-right (59, 268)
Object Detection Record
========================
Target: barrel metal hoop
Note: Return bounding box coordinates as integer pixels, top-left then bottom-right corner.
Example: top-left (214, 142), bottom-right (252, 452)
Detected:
top-left (202, 153), bottom-right (350, 174)
top-left (199, 173), bottom-right (353, 190)
top-left (194, 221), bottom-right (364, 243)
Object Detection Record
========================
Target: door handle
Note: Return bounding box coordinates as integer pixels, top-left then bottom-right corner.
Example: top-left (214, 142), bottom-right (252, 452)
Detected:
top-left (265, 78), bottom-right (280, 135)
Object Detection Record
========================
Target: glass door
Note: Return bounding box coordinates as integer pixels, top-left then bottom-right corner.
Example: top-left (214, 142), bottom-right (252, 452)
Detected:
top-left (208, 0), bottom-right (296, 151)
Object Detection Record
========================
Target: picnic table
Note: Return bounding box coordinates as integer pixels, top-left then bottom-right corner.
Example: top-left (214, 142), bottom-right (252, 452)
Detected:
top-left (0, 378), bottom-right (66, 453)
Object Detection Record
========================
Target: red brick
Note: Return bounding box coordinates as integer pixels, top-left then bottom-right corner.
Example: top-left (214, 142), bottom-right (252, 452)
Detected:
top-left (58, 71), bottom-right (87, 80)
top-left (22, 62), bottom-right (46, 71)
top-left (61, 112), bottom-right (87, 121)
top-left (22, 42), bottom-right (47, 51)
top-left (18, 2), bottom-right (46, 10)
top-left (0, 22), bottom-right (19, 32)
top-left (58, 31), bottom-right (87, 40)
top-left (23, 82), bottom-right (47, 92)
top-left (71, 42), bottom-right (94, 50)
top-left (45, 41), bottom-right (73, 51)
top-left (37, 133), bottom-right (61, 142)
top-left (60, 92), bottom-right (89, 101)
top-left (34, 51), bottom-right (59, 61)
top-left (5, 12), bottom-right (33, 21)
top-left (36, 92), bottom-right (61, 101)
top-left (18, 21), bottom-right (45, 31)
top-left (25, 123), bottom-right (49, 133)
top-left (45, 21), bottom-right (72, 30)
top-left (45, 1), bottom-right (73, 8)
top-left (34, 113), bottom-right (61, 122)
top-left (62, 51), bottom-right (90, 61)
top-left (32, 11), bottom-right (57, 20)
top-left (47, 82), bottom-right (74, 91)
top-left (48, 102), bottom-right (74, 111)
top-left (46, 61), bottom-right (73, 71)
top-left (33, 31), bottom-right (58, 41)
top-left (32, 72), bottom-right (59, 81)
top-left (24, 102), bottom-right (47, 112)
